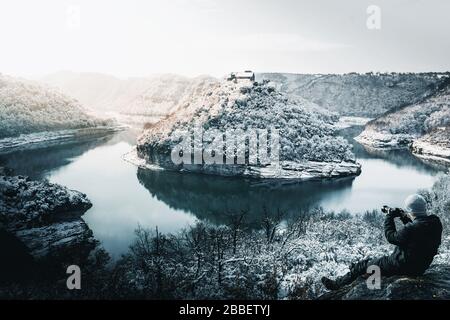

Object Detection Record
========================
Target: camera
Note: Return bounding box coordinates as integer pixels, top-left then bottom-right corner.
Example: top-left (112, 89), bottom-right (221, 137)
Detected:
top-left (381, 205), bottom-right (404, 216)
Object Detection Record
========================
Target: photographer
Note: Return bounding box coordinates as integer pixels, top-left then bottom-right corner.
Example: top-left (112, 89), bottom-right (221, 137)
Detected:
top-left (322, 194), bottom-right (443, 291)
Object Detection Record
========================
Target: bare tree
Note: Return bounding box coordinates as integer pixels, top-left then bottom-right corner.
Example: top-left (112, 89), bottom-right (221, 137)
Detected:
top-left (261, 207), bottom-right (285, 244)
top-left (224, 210), bottom-right (247, 255)
top-left (210, 226), bottom-right (229, 285)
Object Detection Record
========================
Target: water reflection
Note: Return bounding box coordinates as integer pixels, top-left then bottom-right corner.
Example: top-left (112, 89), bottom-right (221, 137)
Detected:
top-left (137, 167), bottom-right (356, 225)
top-left (341, 126), bottom-right (444, 172)
top-left (0, 136), bottom-right (114, 180)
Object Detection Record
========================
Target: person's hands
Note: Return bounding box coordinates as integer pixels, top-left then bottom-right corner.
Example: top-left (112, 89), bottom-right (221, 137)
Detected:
top-left (388, 208), bottom-right (404, 218)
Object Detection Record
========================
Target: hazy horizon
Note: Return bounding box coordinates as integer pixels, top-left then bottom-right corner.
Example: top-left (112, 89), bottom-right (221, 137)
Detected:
top-left (1, 0), bottom-right (449, 79)
top-left (37, 69), bottom-right (450, 82)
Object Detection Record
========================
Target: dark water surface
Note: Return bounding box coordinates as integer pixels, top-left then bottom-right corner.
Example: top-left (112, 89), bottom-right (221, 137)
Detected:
top-left (0, 127), bottom-right (441, 258)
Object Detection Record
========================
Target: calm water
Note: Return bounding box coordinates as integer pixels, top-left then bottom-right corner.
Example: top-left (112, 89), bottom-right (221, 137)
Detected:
top-left (0, 127), bottom-right (442, 258)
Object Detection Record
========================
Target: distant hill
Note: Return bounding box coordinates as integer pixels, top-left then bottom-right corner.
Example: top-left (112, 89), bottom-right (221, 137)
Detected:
top-left (42, 71), bottom-right (217, 117)
top-left (356, 79), bottom-right (450, 148)
top-left (257, 72), bottom-right (450, 117)
top-left (0, 74), bottom-right (110, 138)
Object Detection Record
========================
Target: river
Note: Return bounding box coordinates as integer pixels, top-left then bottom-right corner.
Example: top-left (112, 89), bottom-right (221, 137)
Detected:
top-left (0, 126), bottom-right (441, 259)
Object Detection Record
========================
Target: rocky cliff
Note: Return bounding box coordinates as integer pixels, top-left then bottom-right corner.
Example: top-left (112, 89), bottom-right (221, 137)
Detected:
top-left (0, 172), bottom-right (96, 264)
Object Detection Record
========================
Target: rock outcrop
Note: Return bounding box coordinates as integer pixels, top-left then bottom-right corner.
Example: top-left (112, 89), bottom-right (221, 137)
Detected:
top-left (0, 173), bottom-right (96, 261)
top-left (319, 264), bottom-right (450, 300)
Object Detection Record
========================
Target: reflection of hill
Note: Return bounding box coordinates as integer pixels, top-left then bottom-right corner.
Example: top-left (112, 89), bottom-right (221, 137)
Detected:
top-left (136, 168), bottom-right (356, 225)
top-left (357, 144), bottom-right (442, 174)
top-left (0, 135), bottom-right (114, 179)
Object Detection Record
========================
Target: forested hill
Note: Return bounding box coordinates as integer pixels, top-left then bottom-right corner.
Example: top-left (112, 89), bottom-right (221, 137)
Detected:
top-left (257, 72), bottom-right (449, 117)
top-left (0, 74), bottom-right (110, 138)
top-left (355, 79), bottom-right (450, 149)
top-left (137, 79), bottom-right (357, 168)
top-left (366, 78), bottom-right (450, 135)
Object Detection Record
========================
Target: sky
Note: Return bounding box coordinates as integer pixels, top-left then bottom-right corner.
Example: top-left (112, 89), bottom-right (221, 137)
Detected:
top-left (0, 0), bottom-right (449, 78)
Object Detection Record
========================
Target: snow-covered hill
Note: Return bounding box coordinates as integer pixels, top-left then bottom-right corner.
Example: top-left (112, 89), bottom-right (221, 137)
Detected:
top-left (0, 74), bottom-right (111, 139)
top-left (356, 80), bottom-right (450, 149)
top-left (258, 72), bottom-right (449, 117)
top-left (42, 71), bottom-right (217, 118)
top-left (411, 127), bottom-right (450, 165)
top-left (136, 79), bottom-right (361, 180)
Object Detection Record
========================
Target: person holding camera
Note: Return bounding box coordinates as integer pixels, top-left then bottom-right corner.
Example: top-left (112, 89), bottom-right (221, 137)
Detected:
top-left (321, 194), bottom-right (443, 291)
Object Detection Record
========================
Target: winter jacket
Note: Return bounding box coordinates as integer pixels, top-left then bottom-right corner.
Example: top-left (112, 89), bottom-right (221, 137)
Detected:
top-left (384, 213), bottom-right (443, 276)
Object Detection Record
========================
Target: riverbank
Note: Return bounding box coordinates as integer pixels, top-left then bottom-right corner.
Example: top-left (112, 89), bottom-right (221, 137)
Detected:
top-left (125, 147), bottom-right (361, 182)
top-left (355, 128), bottom-right (450, 168)
top-left (0, 125), bottom-right (125, 155)
top-left (354, 128), bottom-right (415, 149)
top-left (411, 128), bottom-right (450, 166)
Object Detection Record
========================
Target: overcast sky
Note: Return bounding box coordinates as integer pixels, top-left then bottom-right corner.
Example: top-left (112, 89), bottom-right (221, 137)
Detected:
top-left (0, 0), bottom-right (449, 78)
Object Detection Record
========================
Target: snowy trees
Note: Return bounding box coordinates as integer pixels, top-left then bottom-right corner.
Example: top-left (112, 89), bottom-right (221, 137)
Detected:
top-left (356, 82), bottom-right (450, 148)
top-left (3, 176), bottom-right (448, 299)
top-left (364, 84), bottom-right (450, 137)
top-left (110, 193), bottom-right (450, 299)
top-left (259, 72), bottom-right (449, 117)
top-left (0, 74), bottom-right (110, 138)
top-left (108, 209), bottom-right (390, 299)
top-left (108, 172), bottom-right (450, 300)
top-left (421, 174), bottom-right (450, 233)
top-left (138, 80), bottom-right (355, 166)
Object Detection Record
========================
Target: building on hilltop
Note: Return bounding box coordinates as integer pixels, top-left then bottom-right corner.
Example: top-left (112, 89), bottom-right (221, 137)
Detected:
top-left (227, 70), bottom-right (255, 82)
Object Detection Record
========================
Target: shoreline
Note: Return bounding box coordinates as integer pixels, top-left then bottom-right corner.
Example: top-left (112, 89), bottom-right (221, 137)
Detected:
top-left (354, 129), bottom-right (415, 150)
top-left (124, 147), bottom-right (362, 183)
top-left (0, 125), bottom-right (126, 154)
top-left (411, 140), bottom-right (450, 167)
top-left (354, 129), bottom-right (450, 168)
